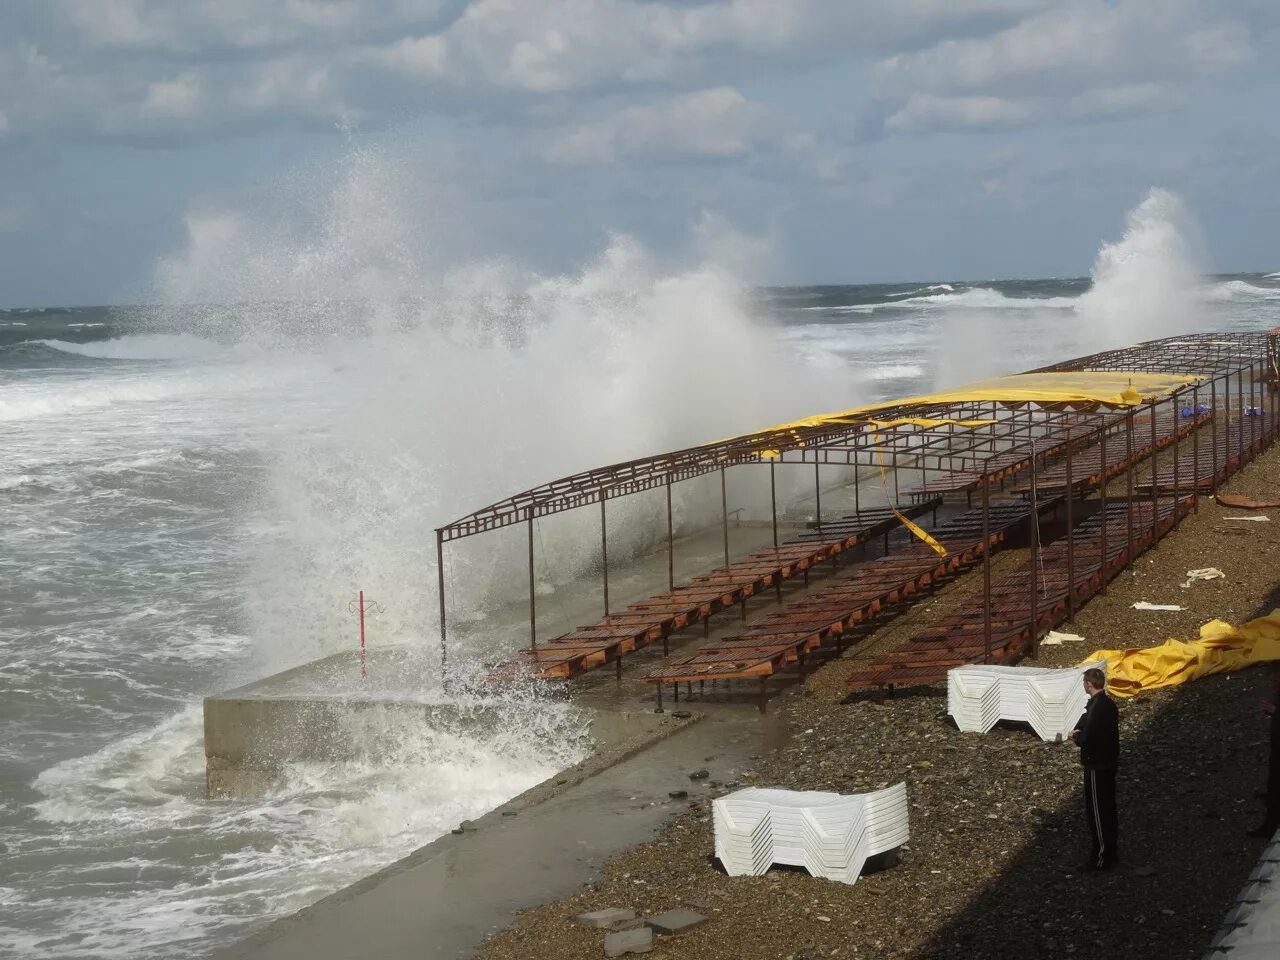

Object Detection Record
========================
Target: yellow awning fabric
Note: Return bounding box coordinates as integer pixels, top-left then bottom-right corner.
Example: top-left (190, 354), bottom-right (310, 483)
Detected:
top-left (755, 416), bottom-right (996, 459)
top-left (735, 370), bottom-right (1204, 444)
top-left (1080, 610), bottom-right (1280, 698)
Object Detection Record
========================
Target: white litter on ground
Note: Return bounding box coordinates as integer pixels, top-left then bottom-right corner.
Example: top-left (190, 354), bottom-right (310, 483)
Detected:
top-left (1040, 630), bottom-right (1085, 646)
top-left (1181, 567), bottom-right (1226, 588)
top-left (1133, 601), bottom-right (1184, 611)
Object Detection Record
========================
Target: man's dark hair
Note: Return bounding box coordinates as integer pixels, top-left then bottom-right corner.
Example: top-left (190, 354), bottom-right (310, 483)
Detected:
top-left (1083, 667), bottom-right (1107, 690)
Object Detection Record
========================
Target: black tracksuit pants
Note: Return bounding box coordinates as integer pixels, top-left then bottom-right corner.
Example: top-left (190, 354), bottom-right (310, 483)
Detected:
top-left (1084, 766), bottom-right (1118, 867)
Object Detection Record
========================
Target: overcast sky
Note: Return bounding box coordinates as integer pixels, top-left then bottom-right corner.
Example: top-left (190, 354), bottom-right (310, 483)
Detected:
top-left (1, 0), bottom-right (1277, 306)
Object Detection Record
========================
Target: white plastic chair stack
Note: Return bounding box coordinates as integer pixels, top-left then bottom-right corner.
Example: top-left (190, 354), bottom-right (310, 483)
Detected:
top-left (712, 783), bottom-right (909, 884)
top-left (947, 663), bottom-right (1105, 741)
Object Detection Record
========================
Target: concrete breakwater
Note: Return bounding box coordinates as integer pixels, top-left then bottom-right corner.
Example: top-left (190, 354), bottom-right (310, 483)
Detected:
top-left (203, 648), bottom-right (684, 799)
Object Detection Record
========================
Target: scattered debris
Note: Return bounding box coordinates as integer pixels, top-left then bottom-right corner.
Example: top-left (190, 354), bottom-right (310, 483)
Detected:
top-left (577, 908), bottom-right (638, 930)
top-left (1216, 494), bottom-right (1280, 509)
top-left (1181, 567), bottom-right (1226, 588)
top-left (603, 926), bottom-right (653, 957)
top-left (1132, 602), bottom-right (1184, 611)
top-left (1223, 515), bottom-right (1271, 522)
top-left (644, 908), bottom-right (708, 935)
top-left (668, 790), bottom-right (689, 800)
top-left (1040, 630), bottom-right (1085, 646)
top-left (689, 769), bottom-right (710, 780)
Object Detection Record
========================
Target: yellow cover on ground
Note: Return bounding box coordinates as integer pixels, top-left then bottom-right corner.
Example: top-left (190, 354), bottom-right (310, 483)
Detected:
top-left (1081, 610), bottom-right (1280, 697)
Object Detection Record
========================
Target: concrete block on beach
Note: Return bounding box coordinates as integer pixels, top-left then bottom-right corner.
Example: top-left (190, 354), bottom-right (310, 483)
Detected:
top-left (645, 908), bottom-right (707, 934)
top-left (576, 908), bottom-right (637, 929)
top-left (603, 926), bottom-right (653, 956)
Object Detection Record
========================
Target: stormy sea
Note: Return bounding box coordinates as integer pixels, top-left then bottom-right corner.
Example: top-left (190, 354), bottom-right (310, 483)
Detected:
top-left (2, 183), bottom-right (1278, 957)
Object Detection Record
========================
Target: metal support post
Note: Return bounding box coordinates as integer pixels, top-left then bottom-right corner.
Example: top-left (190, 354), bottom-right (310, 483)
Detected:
top-left (666, 476), bottom-right (674, 591)
top-left (1211, 377), bottom-right (1220, 493)
top-left (1029, 450), bottom-right (1040, 658)
top-left (1172, 391), bottom-right (1181, 503)
top-left (1149, 402), bottom-right (1158, 540)
top-left (600, 497), bottom-right (609, 616)
top-left (1126, 411), bottom-right (1135, 563)
top-left (770, 461), bottom-right (778, 550)
top-left (528, 512), bottom-right (537, 648)
top-left (814, 460), bottom-right (822, 532)
top-left (981, 471), bottom-right (992, 664)
top-left (1192, 384), bottom-right (1200, 510)
top-left (436, 530), bottom-right (447, 673)
top-left (1099, 425), bottom-right (1108, 594)
top-left (720, 467), bottom-right (730, 569)
top-left (1065, 434), bottom-right (1075, 622)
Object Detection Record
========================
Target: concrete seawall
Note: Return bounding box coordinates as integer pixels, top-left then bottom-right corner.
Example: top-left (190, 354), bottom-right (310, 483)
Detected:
top-left (203, 649), bottom-right (685, 798)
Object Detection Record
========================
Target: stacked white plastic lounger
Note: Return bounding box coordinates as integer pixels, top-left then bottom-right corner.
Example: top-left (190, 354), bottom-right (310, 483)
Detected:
top-left (947, 663), bottom-right (1105, 741)
top-left (712, 783), bottom-right (909, 884)
top-left (1204, 832), bottom-right (1280, 958)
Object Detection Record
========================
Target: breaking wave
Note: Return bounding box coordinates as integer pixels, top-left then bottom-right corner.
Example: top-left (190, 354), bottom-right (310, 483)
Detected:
top-left (31, 335), bottom-right (227, 361)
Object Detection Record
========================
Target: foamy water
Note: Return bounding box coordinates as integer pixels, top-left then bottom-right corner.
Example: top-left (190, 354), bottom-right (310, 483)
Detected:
top-left (2, 178), bottom-right (1279, 958)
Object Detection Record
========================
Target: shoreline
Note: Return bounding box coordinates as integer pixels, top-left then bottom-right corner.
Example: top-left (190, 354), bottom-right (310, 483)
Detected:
top-left (211, 706), bottom-right (786, 960)
top-left (473, 442), bottom-right (1280, 960)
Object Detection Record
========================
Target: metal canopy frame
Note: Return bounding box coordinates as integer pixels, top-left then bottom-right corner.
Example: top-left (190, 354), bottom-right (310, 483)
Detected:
top-left (433, 331), bottom-right (1276, 672)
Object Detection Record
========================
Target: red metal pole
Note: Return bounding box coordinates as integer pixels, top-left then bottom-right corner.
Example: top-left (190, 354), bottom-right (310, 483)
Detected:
top-left (359, 589), bottom-right (367, 678)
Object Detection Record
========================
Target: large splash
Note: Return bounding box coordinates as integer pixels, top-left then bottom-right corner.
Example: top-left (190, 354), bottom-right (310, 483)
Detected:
top-left (1075, 187), bottom-right (1206, 349)
top-left (150, 149), bottom-right (855, 674)
top-left (931, 188), bottom-right (1208, 386)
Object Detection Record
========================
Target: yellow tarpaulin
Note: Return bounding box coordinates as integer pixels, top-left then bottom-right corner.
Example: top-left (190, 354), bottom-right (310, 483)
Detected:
top-left (755, 416), bottom-right (996, 459)
top-left (736, 370), bottom-right (1204, 443)
top-left (1081, 610), bottom-right (1280, 698)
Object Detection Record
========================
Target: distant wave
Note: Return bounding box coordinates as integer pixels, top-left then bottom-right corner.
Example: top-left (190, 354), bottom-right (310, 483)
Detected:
top-left (31, 334), bottom-right (225, 361)
top-left (798, 286), bottom-right (1079, 314)
top-left (1200, 279), bottom-right (1280, 301)
top-left (867, 363), bottom-right (926, 381)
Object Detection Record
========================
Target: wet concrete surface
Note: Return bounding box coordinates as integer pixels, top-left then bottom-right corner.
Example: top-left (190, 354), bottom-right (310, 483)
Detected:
top-left (213, 706), bottom-right (785, 960)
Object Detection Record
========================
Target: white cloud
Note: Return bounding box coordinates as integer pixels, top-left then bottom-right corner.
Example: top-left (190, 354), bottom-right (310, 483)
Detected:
top-left (0, 195), bottom-right (29, 232)
top-left (887, 93), bottom-right (1035, 132)
top-left (381, 0), bottom-right (1051, 93)
top-left (59, 0), bottom-right (426, 52)
top-left (871, 0), bottom-right (1253, 133)
top-left (543, 87), bottom-right (768, 163)
top-left (140, 74), bottom-right (203, 120)
top-left (1066, 83), bottom-right (1181, 121)
top-left (0, 0), bottom-right (1055, 143)
top-left (0, 0), bottom-right (1263, 152)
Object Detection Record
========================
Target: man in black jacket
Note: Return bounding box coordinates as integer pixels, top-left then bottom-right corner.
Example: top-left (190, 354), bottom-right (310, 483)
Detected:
top-left (1246, 662), bottom-right (1280, 838)
top-left (1069, 667), bottom-right (1119, 869)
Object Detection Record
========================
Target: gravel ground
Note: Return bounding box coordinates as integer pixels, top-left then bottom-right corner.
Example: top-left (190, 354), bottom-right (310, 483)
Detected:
top-left (476, 439), bottom-right (1280, 960)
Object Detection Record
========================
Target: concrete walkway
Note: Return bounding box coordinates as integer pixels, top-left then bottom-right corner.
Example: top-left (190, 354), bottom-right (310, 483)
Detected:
top-left (214, 709), bottom-right (782, 960)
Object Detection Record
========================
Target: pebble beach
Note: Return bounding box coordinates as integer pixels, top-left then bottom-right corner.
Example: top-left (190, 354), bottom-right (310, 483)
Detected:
top-left (476, 441), bottom-right (1280, 960)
